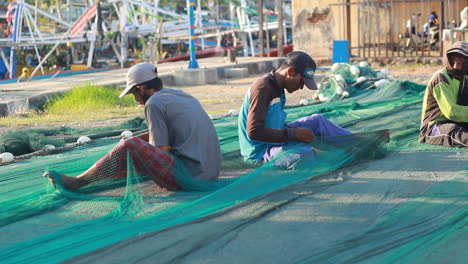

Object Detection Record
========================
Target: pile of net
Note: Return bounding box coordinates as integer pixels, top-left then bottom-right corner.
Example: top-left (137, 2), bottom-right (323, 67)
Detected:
top-left (312, 61), bottom-right (395, 103)
top-left (0, 79), bottom-right (467, 263)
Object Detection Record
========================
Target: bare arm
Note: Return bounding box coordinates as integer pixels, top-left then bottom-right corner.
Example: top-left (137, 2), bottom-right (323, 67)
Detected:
top-left (247, 88), bottom-right (291, 142)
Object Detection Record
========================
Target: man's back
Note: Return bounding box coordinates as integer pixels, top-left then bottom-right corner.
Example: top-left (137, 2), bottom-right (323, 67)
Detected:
top-left (145, 88), bottom-right (221, 180)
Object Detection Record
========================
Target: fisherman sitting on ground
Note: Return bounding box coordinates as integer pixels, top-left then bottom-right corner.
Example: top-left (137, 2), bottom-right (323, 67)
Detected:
top-left (420, 41), bottom-right (468, 148)
top-left (238, 51), bottom-right (390, 168)
top-left (44, 62), bottom-right (222, 191)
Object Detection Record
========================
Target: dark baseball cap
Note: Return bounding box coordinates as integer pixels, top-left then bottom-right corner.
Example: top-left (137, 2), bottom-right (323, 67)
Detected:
top-left (285, 51), bottom-right (318, 90)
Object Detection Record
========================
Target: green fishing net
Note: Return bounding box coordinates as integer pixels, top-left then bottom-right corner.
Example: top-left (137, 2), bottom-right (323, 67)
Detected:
top-left (315, 62), bottom-right (392, 103)
top-left (0, 80), bottom-right (466, 263)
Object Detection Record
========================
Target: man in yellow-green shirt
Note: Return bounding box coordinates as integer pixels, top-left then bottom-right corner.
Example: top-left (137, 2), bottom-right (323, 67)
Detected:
top-left (420, 41), bottom-right (468, 148)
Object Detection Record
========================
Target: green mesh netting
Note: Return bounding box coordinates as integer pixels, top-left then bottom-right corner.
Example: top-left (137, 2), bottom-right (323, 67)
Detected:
top-left (0, 80), bottom-right (467, 263)
top-left (315, 62), bottom-right (390, 103)
top-left (0, 116), bottom-right (148, 156)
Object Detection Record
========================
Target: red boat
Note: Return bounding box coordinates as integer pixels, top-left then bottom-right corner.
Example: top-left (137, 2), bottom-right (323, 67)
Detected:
top-left (158, 45), bottom-right (243, 64)
top-left (158, 44), bottom-right (293, 63)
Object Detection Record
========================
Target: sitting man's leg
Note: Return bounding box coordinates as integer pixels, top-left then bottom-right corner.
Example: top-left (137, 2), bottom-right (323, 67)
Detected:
top-left (44, 137), bottom-right (181, 191)
top-left (263, 144), bottom-right (315, 169)
top-left (425, 122), bottom-right (468, 148)
top-left (262, 114), bottom-right (350, 168)
top-left (288, 114), bottom-right (352, 137)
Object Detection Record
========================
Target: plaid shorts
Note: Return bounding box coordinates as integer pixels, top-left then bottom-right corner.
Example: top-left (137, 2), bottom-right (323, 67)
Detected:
top-left (95, 137), bottom-right (181, 190)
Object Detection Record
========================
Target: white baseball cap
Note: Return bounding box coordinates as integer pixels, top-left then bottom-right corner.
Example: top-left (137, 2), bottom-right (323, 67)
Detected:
top-left (120, 62), bottom-right (159, 98)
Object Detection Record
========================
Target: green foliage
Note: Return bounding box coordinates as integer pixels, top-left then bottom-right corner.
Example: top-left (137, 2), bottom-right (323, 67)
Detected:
top-left (44, 84), bottom-right (135, 115)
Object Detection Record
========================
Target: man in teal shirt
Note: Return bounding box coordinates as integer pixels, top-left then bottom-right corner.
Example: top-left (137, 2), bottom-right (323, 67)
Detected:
top-left (238, 51), bottom-right (352, 167)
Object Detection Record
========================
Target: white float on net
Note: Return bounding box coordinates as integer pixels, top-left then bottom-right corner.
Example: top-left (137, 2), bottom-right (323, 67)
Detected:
top-left (121, 130), bottom-right (133, 138)
top-left (358, 61), bottom-right (369, 67)
top-left (375, 79), bottom-right (390, 88)
top-left (331, 63), bottom-right (341, 72)
top-left (350, 65), bottom-right (360, 77)
top-left (77, 136), bottom-right (91, 144)
top-left (228, 109), bottom-right (239, 116)
top-left (356, 76), bottom-right (367, 83)
top-left (42, 144), bottom-right (56, 150)
top-left (0, 152), bottom-right (14, 163)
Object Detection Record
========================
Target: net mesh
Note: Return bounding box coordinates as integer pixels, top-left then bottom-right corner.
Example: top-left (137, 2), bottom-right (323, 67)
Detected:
top-left (0, 79), bottom-right (467, 263)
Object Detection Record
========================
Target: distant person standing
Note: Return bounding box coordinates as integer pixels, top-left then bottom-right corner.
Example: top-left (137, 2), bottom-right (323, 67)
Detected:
top-left (422, 11), bottom-right (438, 37)
top-left (420, 41), bottom-right (468, 148)
top-left (221, 35), bottom-right (231, 48)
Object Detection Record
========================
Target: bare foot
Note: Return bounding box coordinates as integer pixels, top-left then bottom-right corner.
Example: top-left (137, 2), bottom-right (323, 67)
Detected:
top-left (43, 171), bottom-right (83, 191)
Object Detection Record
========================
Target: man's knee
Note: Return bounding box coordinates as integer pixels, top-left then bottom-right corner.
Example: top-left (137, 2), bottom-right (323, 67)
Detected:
top-left (116, 137), bottom-right (141, 150)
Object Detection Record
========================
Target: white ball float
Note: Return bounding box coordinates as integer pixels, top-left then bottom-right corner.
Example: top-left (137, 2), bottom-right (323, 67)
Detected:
top-left (336, 85), bottom-right (344, 95)
top-left (299, 99), bottom-right (309, 106)
top-left (331, 63), bottom-right (341, 72)
top-left (42, 144), bottom-right (56, 150)
top-left (121, 130), bottom-right (133, 138)
top-left (358, 61), bottom-right (369, 67)
top-left (335, 74), bottom-right (345, 84)
top-left (380, 68), bottom-right (390, 76)
top-left (318, 93), bottom-right (326, 102)
top-left (376, 71), bottom-right (387, 78)
top-left (0, 152), bottom-right (14, 163)
top-left (375, 79), bottom-right (390, 88)
top-left (77, 136), bottom-right (91, 144)
top-left (350, 65), bottom-right (360, 77)
top-left (356, 76), bottom-right (367, 83)
top-left (228, 109), bottom-right (239, 116)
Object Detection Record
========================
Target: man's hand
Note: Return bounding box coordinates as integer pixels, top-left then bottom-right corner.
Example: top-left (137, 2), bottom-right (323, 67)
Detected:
top-left (295, 128), bottom-right (315, 143)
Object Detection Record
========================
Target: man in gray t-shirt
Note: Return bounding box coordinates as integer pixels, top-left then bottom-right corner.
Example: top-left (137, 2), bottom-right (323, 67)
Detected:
top-left (44, 62), bottom-right (221, 191)
top-left (146, 88), bottom-right (221, 180)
